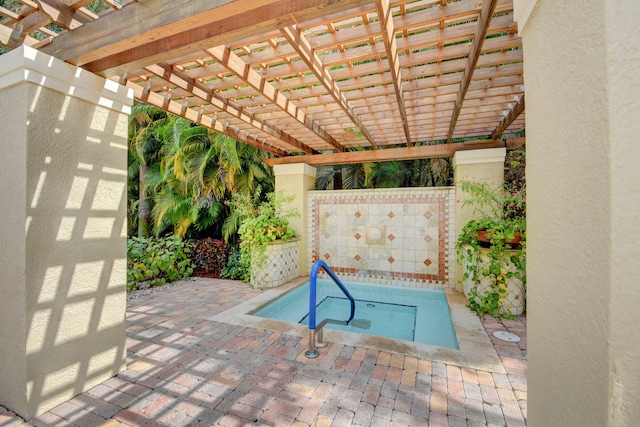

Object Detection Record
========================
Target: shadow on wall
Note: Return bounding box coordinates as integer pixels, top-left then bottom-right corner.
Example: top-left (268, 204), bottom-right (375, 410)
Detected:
top-left (0, 47), bottom-right (129, 419)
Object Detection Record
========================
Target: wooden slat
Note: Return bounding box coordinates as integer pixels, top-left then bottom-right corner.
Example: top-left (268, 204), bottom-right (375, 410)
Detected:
top-left (38, 0), bottom-right (91, 30)
top-left (18, 9), bottom-right (50, 34)
top-left (376, 0), bottom-right (411, 146)
top-left (205, 45), bottom-right (344, 152)
top-left (40, 0), bottom-right (253, 64)
top-left (97, 0), bottom-right (121, 10)
top-left (264, 140), bottom-right (507, 166)
top-left (127, 80), bottom-right (287, 157)
top-left (250, 32), bottom-right (520, 93)
top-left (263, 74), bottom-right (522, 120)
top-left (39, 0), bottom-right (373, 77)
top-left (0, 6), bottom-right (22, 20)
top-left (310, 11), bottom-right (513, 65)
top-left (11, 0), bottom-right (524, 160)
top-left (491, 93), bottom-right (525, 140)
top-left (65, 0), bottom-right (93, 9)
top-left (143, 63), bottom-right (318, 155)
top-left (446, 0), bottom-right (499, 143)
top-left (281, 24), bottom-right (379, 149)
top-left (0, 22), bottom-right (39, 48)
top-left (152, 14), bottom-right (519, 98)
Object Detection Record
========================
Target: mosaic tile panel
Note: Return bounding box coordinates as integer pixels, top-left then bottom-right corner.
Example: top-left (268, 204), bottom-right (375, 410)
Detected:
top-left (308, 188), bottom-right (456, 288)
top-left (250, 238), bottom-right (300, 289)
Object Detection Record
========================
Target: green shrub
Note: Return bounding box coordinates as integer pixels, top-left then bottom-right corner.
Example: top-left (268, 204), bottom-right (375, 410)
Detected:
top-left (188, 237), bottom-right (227, 277)
top-left (220, 244), bottom-right (250, 281)
top-left (230, 190), bottom-right (298, 282)
top-left (456, 180), bottom-right (526, 319)
top-left (127, 235), bottom-right (194, 290)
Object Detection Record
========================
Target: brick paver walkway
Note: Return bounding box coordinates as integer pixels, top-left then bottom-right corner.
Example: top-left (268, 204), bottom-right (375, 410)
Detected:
top-left (1, 278), bottom-right (527, 426)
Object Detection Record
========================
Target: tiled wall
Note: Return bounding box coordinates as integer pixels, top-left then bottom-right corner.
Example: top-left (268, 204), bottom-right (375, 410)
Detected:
top-left (251, 238), bottom-right (300, 289)
top-left (308, 187), bottom-right (456, 289)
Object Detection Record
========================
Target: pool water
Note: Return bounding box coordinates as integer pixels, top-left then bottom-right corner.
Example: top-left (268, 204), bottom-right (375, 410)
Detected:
top-left (252, 280), bottom-right (459, 349)
top-left (301, 296), bottom-right (417, 342)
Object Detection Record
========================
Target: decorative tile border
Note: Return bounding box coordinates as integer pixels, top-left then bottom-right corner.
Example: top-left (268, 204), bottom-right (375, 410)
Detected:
top-left (308, 188), bottom-right (456, 288)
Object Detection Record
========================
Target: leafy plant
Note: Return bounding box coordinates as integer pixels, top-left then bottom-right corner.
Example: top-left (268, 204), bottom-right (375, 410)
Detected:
top-left (127, 236), bottom-right (194, 291)
top-left (188, 237), bottom-right (227, 277)
top-left (220, 244), bottom-right (250, 281)
top-left (504, 147), bottom-right (526, 194)
top-left (456, 180), bottom-right (526, 319)
top-left (229, 189), bottom-right (298, 284)
top-left (127, 105), bottom-right (275, 240)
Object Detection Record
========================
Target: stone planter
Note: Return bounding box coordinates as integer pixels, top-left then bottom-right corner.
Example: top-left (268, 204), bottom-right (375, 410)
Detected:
top-left (462, 246), bottom-right (525, 315)
top-left (250, 237), bottom-right (300, 288)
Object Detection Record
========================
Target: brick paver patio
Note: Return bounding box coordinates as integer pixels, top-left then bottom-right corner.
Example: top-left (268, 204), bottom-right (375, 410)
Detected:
top-left (1, 278), bottom-right (527, 426)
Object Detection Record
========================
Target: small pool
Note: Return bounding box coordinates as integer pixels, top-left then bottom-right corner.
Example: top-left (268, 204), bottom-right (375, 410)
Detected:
top-left (252, 280), bottom-right (459, 349)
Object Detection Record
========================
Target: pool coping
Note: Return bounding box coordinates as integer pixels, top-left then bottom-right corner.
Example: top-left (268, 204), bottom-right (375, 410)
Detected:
top-left (210, 276), bottom-right (505, 374)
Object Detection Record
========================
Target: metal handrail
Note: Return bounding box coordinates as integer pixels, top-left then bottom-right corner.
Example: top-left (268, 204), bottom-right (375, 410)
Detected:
top-left (305, 260), bottom-right (355, 358)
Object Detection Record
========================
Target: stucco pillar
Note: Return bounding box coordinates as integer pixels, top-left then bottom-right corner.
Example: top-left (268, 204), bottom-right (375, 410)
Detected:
top-left (273, 163), bottom-right (316, 276)
top-left (451, 148), bottom-right (506, 290)
top-left (515, 0), bottom-right (640, 425)
top-left (0, 46), bottom-right (132, 419)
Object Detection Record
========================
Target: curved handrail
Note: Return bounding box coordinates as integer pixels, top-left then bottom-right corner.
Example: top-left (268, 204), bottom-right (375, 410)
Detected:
top-left (308, 259), bottom-right (355, 330)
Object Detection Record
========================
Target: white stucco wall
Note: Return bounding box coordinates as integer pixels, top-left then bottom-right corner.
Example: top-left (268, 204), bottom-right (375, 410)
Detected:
top-left (606, 1), bottom-right (640, 422)
top-left (0, 46), bottom-right (132, 419)
top-left (0, 82), bottom-right (30, 420)
top-left (516, 0), bottom-right (640, 425)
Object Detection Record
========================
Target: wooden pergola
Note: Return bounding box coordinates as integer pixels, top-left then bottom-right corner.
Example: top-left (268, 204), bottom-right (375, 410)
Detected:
top-left (1, 0), bottom-right (524, 166)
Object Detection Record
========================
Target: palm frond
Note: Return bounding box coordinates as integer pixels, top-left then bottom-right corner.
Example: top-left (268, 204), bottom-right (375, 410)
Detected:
top-left (193, 201), bottom-right (224, 232)
top-left (315, 165), bottom-right (337, 190)
top-left (371, 161), bottom-right (410, 188)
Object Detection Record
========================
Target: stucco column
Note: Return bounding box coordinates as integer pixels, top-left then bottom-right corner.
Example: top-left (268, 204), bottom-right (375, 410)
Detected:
top-left (0, 46), bottom-right (132, 419)
top-left (273, 163), bottom-right (316, 276)
top-left (451, 148), bottom-right (506, 290)
top-left (515, 0), bottom-right (640, 425)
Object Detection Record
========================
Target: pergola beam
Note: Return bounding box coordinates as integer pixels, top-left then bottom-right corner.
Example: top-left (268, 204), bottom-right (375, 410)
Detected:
top-left (376, 0), bottom-right (411, 146)
top-left (281, 24), bottom-right (379, 149)
top-left (143, 63), bottom-right (318, 155)
top-left (205, 45), bottom-right (344, 152)
top-left (491, 93), bottom-right (525, 140)
top-left (127, 80), bottom-right (287, 157)
top-left (39, 0), bottom-right (372, 77)
top-left (264, 139), bottom-right (513, 166)
top-left (17, 0), bottom-right (524, 158)
top-left (3, 0), bottom-right (91, 45)
top-left (446, 0), bottom-right (498, 143)
top-left (37, 0), bottom-right (91, 30)
top-left (0, 23), bottom-right (39, 49)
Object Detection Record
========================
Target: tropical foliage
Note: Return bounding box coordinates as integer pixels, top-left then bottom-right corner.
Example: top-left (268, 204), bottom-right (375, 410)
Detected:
top-left (220, 245), bottom-right (249, 280)
top-left (125, 104), bottom-right (464, 289)
top-left (229, 189), bottom-right (298, 282)
top-left (127, 103), bottom-right (274, 240)
top-left (128, 104), bottom-right (457, 240)
top-left (127, 236), bottom-right (194, 290)
top-left (315, 149), bottom-right (451, 190)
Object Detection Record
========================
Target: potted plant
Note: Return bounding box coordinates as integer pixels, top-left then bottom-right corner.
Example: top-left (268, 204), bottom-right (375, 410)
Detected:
top-left (456, 180), bottom-right (526, 319)
top-left (230, 189), bottom-right (299, 287)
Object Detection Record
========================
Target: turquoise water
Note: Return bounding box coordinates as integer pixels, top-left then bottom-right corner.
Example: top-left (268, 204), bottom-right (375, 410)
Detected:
top-left (252, 280), bottom-right (459, 349)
